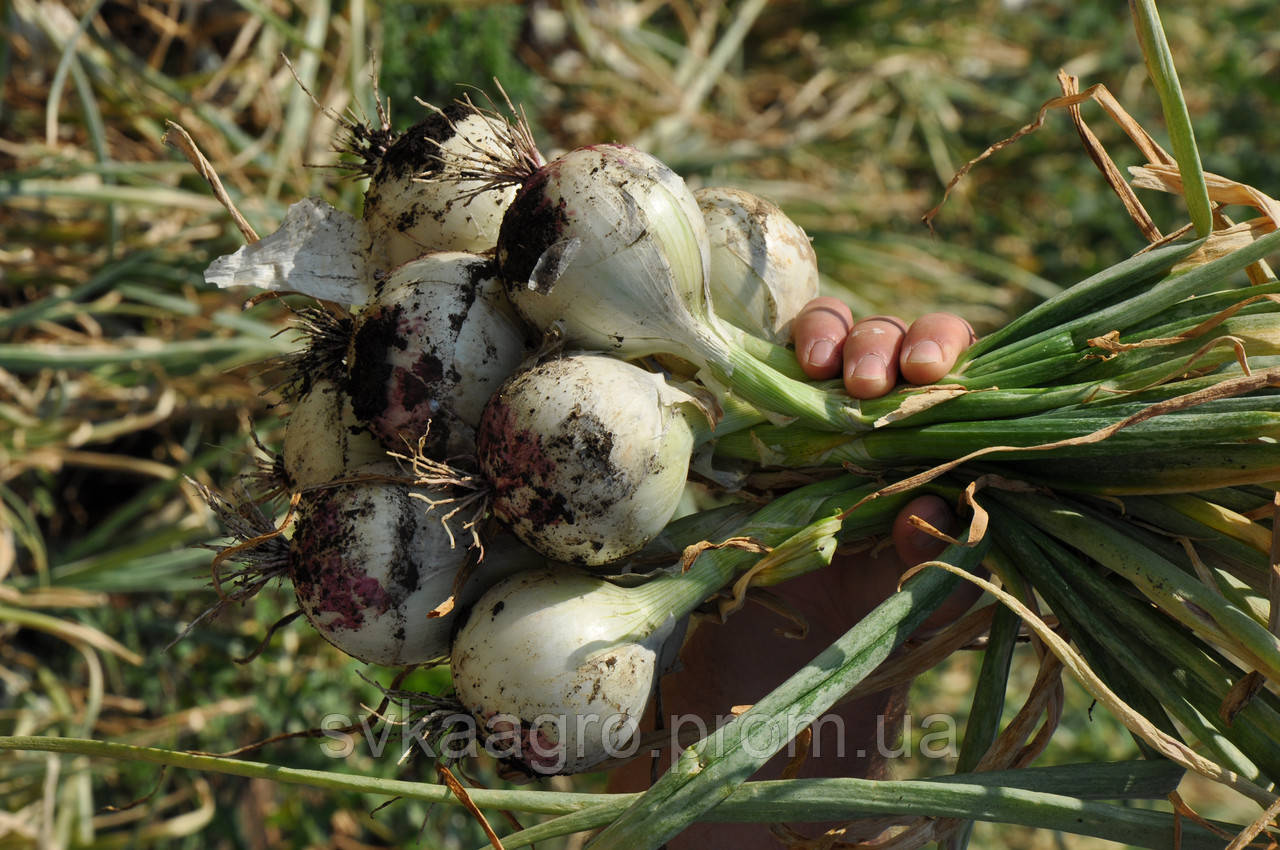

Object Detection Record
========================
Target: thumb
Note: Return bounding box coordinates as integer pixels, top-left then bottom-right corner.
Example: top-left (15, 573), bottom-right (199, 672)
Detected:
top-left (890, 494), bottom-right (956, 566)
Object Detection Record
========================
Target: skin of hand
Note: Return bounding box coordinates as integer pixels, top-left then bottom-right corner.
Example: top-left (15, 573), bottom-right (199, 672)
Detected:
top-left (606, 304), bottom-right (977, 849)
top-left (792, 297), bottom-right (975, 399)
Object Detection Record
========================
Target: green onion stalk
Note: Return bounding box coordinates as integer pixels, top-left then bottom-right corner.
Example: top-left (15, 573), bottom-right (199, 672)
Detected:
top-left (447, 474), bottom-right (919, 776)
top-left (682, 232), bottom-right (1280, 831)
top-left (476, 115), bottom-right (1280, 792)
top-left (709, 227), bottom-right (1280, 480)
top-left (461, 10), bottom-right (1280, 839)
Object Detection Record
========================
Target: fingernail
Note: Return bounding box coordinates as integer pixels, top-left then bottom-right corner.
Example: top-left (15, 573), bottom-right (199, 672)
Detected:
top-left (904, 339), bottom-right (943, 367)
top-left (852, 353), bottom-right (887, 384)
top-left (807, 339), bottom-right (835, 368)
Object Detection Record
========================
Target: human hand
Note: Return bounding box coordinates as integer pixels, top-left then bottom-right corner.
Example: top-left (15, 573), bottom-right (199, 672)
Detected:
top-left (793, 298), bottom-right (974, 571)
top-left (792, 297), bottom-right (975, 400)
top-left (791, 298), bottom-right (978, 624)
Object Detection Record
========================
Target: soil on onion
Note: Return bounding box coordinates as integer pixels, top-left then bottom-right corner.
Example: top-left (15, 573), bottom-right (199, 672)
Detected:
top-left (496, 163), bottom-right (569, 289)
top-left (377, 103), bottom-right (475, 181)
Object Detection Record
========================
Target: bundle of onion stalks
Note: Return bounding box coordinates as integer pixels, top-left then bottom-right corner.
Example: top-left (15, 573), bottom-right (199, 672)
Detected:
top-left (191, 57), bottom-right (1280, 850)
top-left (714, 229), bottom-right (1280, 757)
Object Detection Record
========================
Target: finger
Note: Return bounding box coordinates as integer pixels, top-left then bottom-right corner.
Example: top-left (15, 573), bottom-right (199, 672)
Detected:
top-left (892, 494), bottom-right (984, 632)
top-left (891, 493), bottom-right (956, 565)
top-left (899, 312), bottom-right (977, 386)
top-left (842, 316), bottom-right (906, 399)
top-left (792, 297), bottom-right (854, 379)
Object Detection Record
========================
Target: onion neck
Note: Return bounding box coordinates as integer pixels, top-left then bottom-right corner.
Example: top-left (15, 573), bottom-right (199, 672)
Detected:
top-left (616, 476), bottom-right (875, 642)
top-left (695, 328), bottom-right (873, 433)
top-left (623, 552), bottom-right (740, 642)
top-left (715, 321), bottom-right (809, 381)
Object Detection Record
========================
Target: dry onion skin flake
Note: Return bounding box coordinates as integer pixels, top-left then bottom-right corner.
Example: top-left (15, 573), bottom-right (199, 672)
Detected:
top-left (204, 197), bottom-right (370, 306)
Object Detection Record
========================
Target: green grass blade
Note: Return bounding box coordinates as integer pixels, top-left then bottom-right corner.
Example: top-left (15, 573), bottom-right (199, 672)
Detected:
top-left (960, 240), bottom-right (1198, 363)
top-left (504, 763), bottom-right (1217, 850)
top-left (39, 525), bottom-right (216, 593)
top-left (0, 252), bottom-right (153, 330)
top-left (44, 0), bottom-right (104, 145)
top-left (587, 537), bottom-right (989, 850)
top-left (0, 337), bottom-right (292, 373)
top-left (945, 594), bottom-right (1021, 850)
top-left (0, 735), bottom-right (601, 813)
top-left (266, 0), bottom-right (331, 201)
top-left (1130, 0), bottom-right (1213, 237)
top-left (0, 737), bottom-right (1230, 850)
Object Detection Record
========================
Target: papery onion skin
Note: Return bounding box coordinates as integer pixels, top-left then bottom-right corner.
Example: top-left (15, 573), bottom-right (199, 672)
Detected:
top-left (496, 144), bottom-right (714, 363)
top-left (476, 354), bottom-right (698, 566)
top-left (450, 566), bottom-right (670, 775)
top-left (288, 480), bottom-right (467, 665)
top-left (203, 198), bottom-right (369, 306)
top-left (363, 105), bottom-right (518, 277)
top-left (696, 186), bottom-right (819, 344)
top-left (347, 252), bottom-right (528, 458)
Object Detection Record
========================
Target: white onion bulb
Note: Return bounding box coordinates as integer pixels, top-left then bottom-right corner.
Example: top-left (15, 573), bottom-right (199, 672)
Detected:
top-left (363, 105), bottom-right (521, 276)
top-left (347, 252), bottom-right (529, 458)
top-left (451, 565), bottom-right (682, 774)
top-left (476, 354), bottom-right (700, 565)
top-left (696, 186), bottom-right (819, 343)
top-left (281, 378), bottom-right (388, 490)
top-left (289, 480), bottom-right (467, 665)
top-left (496, 144), bottom-right (714, 363)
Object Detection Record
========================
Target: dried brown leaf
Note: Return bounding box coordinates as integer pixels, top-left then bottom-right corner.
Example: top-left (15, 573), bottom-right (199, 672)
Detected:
top-left (1176, 218), bottom-right (1279, 270)
top-left (438, 765), bottom-right (506, 850)
top-left (680, 536), bottom-right (770, 573)
top-left (1130, 163), bottom-right (1280, 228)
top-left (163, 120), bottom-right (259, 244)
top-left (1220, 671), bottom-right (1267, 726)
top-left (1058, 70), bottom-right (1162, 242)
top-left (925, 77), bottom-right (1170, 231)
top-left (872, 386), bottom-right (969, 429)
top-left (1087, 293), bottom-right (1280, 353)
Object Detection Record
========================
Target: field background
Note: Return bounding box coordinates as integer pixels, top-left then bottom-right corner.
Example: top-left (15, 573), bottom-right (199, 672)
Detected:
top-left (3, 1), bottom-right (1278, 847)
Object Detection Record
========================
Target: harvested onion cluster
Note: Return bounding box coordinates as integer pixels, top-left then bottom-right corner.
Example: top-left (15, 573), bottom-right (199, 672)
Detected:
top-left (202, 96), bottom-right (821, 775)
top-left (199, 90), bottom-right (1280, 797)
